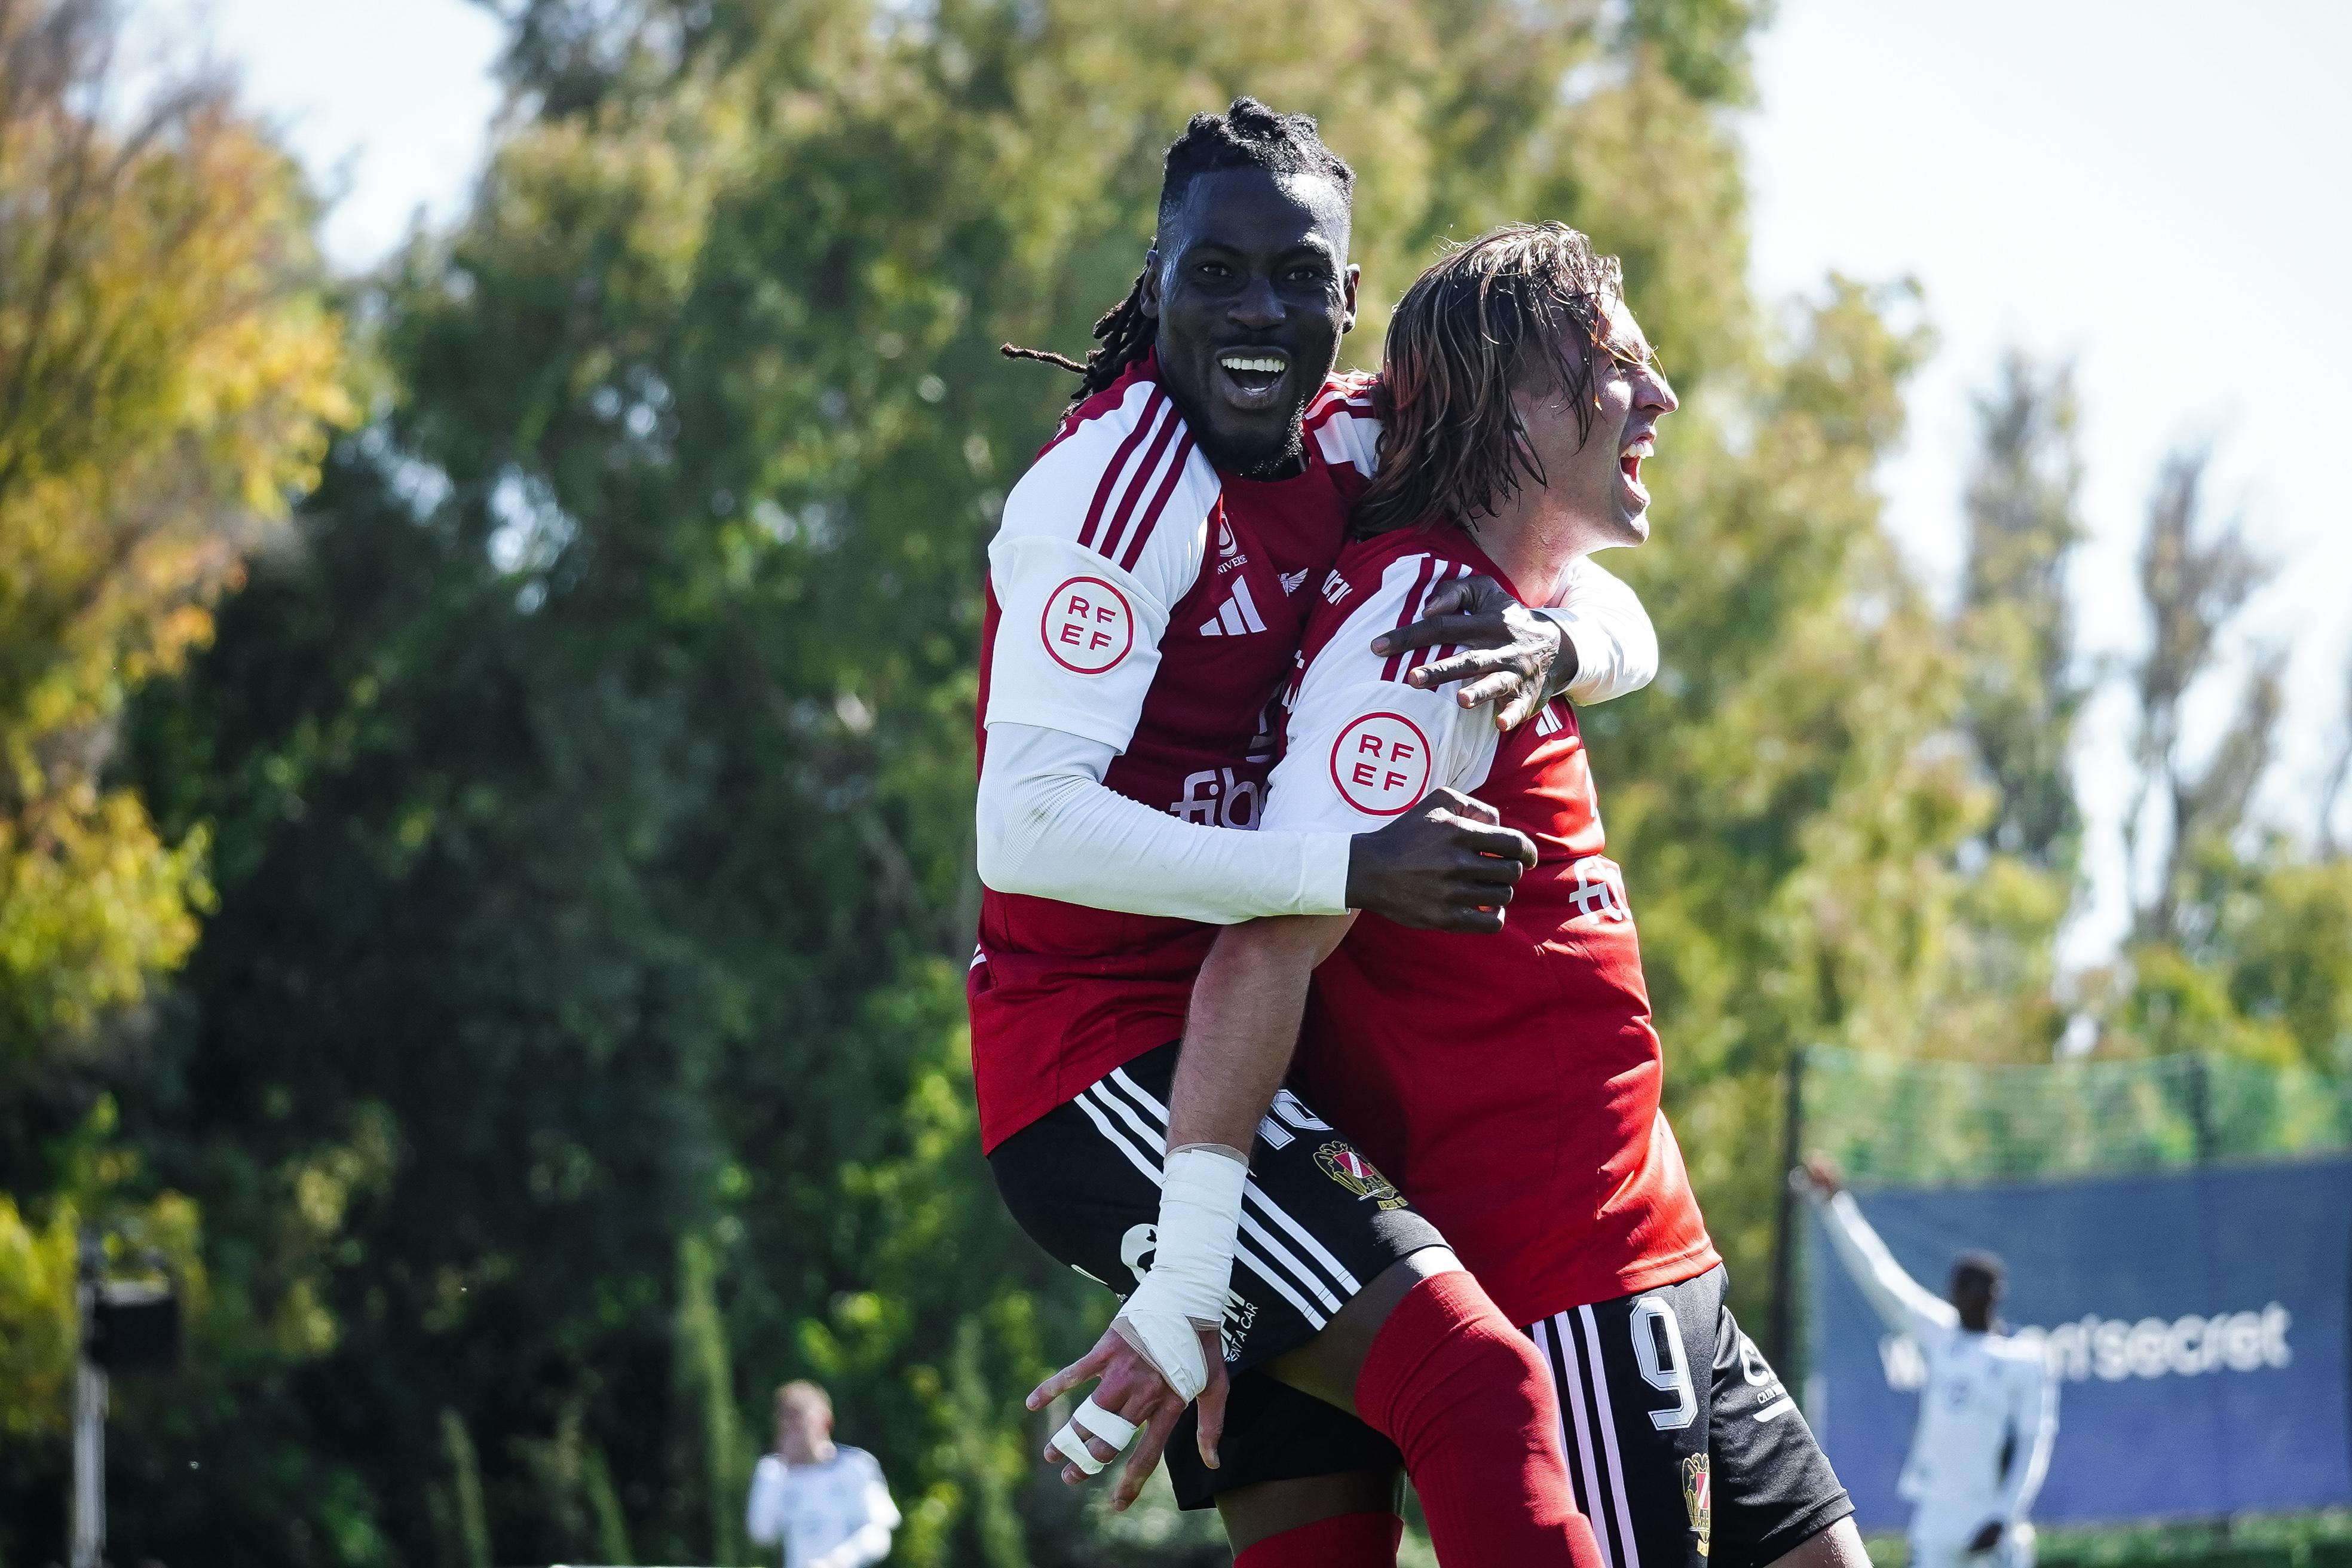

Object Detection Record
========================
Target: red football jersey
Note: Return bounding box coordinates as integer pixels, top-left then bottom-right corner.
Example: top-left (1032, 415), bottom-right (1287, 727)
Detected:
top-left (968, 355), bottom-right (1380, 1150)
top-left (1267, 521), bottom-right (1718, 1324)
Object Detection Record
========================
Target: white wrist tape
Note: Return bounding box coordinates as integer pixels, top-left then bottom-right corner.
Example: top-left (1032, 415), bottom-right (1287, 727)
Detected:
top-left (1111, 1145), bottom-right (1247, 1403)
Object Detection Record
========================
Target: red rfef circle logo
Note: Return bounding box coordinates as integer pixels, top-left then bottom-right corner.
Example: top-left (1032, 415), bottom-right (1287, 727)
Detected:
top-left (1330, 712), bottom-right (1433, 816)
top-left (1039, 576), bottom-right (1134, 674)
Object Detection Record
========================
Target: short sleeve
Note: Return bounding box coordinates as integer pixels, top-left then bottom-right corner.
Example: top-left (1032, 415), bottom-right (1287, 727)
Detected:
top-left (1304, 375), bottom-right (1382, 480)
top-left (1261, 553), bottom-right (1502, 835)
top-left (985, 381), bottom-right (1220, 752)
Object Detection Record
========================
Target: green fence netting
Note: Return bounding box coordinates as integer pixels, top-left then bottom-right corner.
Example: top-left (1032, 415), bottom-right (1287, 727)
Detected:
top-left (1799, 1048), bottom-right (2352, 1189)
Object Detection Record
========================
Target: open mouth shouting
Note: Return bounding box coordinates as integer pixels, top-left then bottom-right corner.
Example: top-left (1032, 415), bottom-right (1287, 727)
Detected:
top-left (1215, 347), bottom-right (1292, 412)
top-left (1619, 431), bottom-right (1656, 509)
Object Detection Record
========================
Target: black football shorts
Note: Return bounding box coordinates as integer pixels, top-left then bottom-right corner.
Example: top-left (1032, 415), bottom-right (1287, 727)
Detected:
top-left (1525, 1265), bottom-right (1852, 1568)
top-left (987, 1039), bottom-right (1443, 1505)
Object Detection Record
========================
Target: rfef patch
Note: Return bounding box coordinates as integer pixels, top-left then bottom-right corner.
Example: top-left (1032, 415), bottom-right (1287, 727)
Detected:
top-left (1040, 576), bottom-right (1134, 674)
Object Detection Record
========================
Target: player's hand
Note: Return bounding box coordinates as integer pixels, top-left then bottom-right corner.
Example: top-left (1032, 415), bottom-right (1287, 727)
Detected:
top-left (1967, 1521), bottom-right (2006, 1554)
top-left (1346, 789), bottom-right (1536, 933)
top-left (1371, 575), bottom-right (1568, 733)
top-left (1797, 1152), bottom-right (1845, 1199)
top-left (1026, 1322), bottom-right (1229, 1511)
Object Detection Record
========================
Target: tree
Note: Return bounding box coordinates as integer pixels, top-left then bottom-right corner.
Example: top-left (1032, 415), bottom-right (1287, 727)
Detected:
top-left (1958, 353), bottom-right (2086, 873)
top-left (2123, 446), bottom-right (2276, 951)
top-left (0, 0), bottom-right (348, 1488)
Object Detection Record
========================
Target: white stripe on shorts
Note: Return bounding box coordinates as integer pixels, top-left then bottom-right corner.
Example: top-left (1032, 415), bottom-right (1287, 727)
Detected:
top-left (1079, 1081), bottom-right (1340, 1313)
top-left (1537, 1304), bottom-right (1683, 1568)
top-left (1070, 1083), bottom-right (1331, 1330)
top-left (1541, 1312), bottom-right (1621, 1568)
top-left (1578, 1303), bottom-right (1645, 1567)
top-left (1099, 1067), bottom-right (1363, 1302)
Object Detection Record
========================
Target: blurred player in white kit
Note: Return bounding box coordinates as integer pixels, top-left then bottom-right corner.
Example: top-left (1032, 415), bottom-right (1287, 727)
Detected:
top-left (1797, 1157), bottom-right (2057, 1568)
top-left (745, 1381), bottom-right (900, 1568)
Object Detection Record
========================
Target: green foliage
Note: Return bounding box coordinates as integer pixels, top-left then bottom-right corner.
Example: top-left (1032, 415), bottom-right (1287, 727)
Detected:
top-left (2219, 859), bottom-right (2352, 1073)
top-left (1805, 1046), bottom-right (2350, 1189)
top-left (0, 0), bottom-right (348, 1493)
top-left (1959, 353), bottom-right (2086, 875)
top-left (0, 0), bottom-right (347, 1089)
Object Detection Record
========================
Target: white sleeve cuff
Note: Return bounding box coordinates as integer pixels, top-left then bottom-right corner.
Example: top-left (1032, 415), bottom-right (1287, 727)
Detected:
top-left (1301, 829), bottom-right (1352, 914)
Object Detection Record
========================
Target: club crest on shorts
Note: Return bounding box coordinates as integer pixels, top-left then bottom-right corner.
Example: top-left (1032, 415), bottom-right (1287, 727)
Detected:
top-left (1316, 1141), bottom-right (1407, 1210)
top-left (1682, 1453), bottom-right (1712, 1557)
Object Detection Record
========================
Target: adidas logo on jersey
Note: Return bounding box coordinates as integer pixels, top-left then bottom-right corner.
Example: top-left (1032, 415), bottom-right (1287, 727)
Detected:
top-left (1321, 570), bottom-right (1353, 605)
top-left (1198, 578), bottom-right (1270, 637)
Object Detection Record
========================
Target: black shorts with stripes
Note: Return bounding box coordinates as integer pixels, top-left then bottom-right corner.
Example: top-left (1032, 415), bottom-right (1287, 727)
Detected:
top-left (986, 1039), bottom-right (1443, 1507)
top-left (1526, 1266), bottom-right (1851, 1568)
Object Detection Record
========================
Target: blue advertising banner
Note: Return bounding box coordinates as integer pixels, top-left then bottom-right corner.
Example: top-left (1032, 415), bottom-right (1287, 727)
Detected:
top-left (1806, 1157), bottom-right (2352, 1529)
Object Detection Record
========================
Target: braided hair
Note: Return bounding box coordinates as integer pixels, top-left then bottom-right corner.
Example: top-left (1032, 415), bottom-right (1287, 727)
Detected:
top-left (1002, 98), bottom-right (1355, 405)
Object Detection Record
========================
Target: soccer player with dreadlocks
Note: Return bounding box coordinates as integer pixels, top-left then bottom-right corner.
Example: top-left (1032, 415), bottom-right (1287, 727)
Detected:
top-left (976, 102), bottom-right (1660, 1567)
top-left (1059, 224), bottom-right (1871, 1568)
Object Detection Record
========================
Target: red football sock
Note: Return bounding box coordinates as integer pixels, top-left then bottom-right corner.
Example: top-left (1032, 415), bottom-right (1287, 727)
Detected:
top-left (1234, 1511), bottom-right (1405, 1567)
top-left (1354, 1271), bottom-right (1603, 1568)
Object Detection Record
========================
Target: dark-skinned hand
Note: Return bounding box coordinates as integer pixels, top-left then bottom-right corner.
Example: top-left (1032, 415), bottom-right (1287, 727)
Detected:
top-left (1369, 575), bottom-right (1575, 733)
top-left (1025, 1321), bottom-right (1229, 1512)
top-left (1345, 788), bottom-right (1537, 932)
top-left (1968, 1522), bottom-right (2006, 1555)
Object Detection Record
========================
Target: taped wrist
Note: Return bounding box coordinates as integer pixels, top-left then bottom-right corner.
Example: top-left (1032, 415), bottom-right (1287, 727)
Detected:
top-left (1112, 1144), bottom-right (1247, 1402)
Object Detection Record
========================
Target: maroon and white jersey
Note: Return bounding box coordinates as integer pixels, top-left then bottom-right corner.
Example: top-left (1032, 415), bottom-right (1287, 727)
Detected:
top-left (970, 354), bottom-right (1380, 1149)
top-left (1266, 520), bottom-right (1717, 1325)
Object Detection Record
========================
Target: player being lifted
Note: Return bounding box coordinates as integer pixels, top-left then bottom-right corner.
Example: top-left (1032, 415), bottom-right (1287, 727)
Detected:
top-left (1039, 225), bottom-right (1873, 1568)
top-left (975, 103), bottom-right (1662, 1567)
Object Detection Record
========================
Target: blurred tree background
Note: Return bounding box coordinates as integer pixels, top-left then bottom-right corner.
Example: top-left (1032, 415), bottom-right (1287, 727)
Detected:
top-left (1, 0), bottom-right (2346, 1563)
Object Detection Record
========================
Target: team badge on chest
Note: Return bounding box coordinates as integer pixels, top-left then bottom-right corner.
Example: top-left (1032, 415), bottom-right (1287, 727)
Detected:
top-left (1316, 1142), bottom-right (1408, 1210)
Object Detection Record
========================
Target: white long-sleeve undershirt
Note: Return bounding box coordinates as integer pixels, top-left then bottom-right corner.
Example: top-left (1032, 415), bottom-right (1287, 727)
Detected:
top-left (974, 573), bottom-right (1658, 928)
top-left (975, 722), bottom-right (1354, 924)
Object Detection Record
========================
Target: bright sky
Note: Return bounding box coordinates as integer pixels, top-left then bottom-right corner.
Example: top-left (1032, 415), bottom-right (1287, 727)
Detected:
top-left (1747, 0), bottom-right (2352, 963)
top-left (131, 0), bottom-right (2351, 970)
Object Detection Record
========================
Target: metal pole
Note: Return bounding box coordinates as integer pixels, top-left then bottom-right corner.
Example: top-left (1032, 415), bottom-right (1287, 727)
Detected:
top-left (72, 1233), bottom-right (106, 1568)
top-left (1769, 1049), bottom-right (1808, 1373)
top-left (2188, 1053), bottom-right (2216, 1163)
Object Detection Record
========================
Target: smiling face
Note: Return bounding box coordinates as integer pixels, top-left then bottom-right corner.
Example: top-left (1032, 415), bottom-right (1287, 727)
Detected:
top-left (1509, 295), bottom-right (1677, 549)
top-left (1141, 165), bottom-right (1359, 477)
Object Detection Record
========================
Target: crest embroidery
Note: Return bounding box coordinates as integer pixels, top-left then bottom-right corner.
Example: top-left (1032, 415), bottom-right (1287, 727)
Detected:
top-left (1315, 1141), bottom-right (1408, 1211)
top-left (1682, 1453), bottom-right (1712, 1557)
